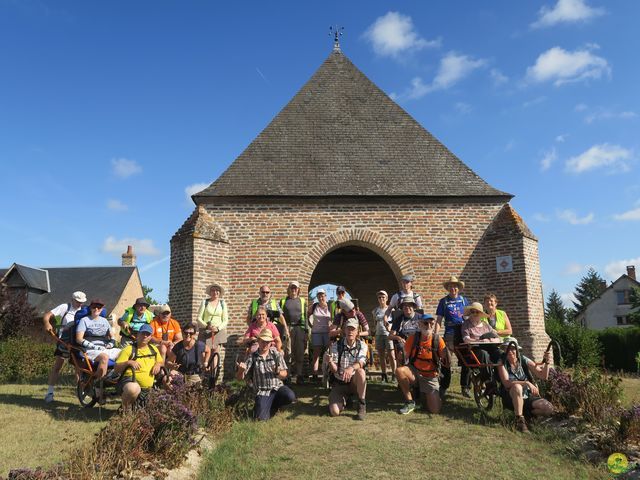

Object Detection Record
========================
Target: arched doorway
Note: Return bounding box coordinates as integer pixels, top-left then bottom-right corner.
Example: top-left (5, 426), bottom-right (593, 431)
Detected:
top-left (309, 245), bottom-right (399, 318)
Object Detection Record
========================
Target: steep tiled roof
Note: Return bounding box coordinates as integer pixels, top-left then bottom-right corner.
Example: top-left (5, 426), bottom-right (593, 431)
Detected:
top-left (195, 50), bottom-right (510, 201)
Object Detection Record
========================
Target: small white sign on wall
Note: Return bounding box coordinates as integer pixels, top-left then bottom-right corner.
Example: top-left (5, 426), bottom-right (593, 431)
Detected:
top-left (496, 255), bottom-right (513, 273)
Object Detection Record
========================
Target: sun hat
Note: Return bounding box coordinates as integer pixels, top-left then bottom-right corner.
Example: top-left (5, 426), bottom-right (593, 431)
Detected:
top-left (72, 291), bottom-right (87, 303)
top-left (463, 302), bottom-right (488, 318)
top-left (443, 275), bottom-right (465, 290)
top-left (345, 318), bottom-right (359, 329)
top-left (501, 336), bottom-right (522, 350)
top-left (207, 283), bottom-right (224, 295)
top-left (338, 298), bottom-right (355, 312)
top-left (89, 298), bottom-right (105, 308)
top-left (134, 297), bottom-right (150, 307)
top-left (257, 328), bottom-right (274, 342)
top-left (400, 294), bottom-right (417, 307)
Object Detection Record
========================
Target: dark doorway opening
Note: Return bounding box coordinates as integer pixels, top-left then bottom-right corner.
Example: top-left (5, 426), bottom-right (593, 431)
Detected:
top-left (309, 245), bottom-right (398, 319)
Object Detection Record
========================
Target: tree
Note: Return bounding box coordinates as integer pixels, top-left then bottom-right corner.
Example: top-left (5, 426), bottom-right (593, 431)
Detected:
top-left (629, 287), bottom-right (640, 327)
top-left (142, 285), bottom-right (161, 306)
top-left (572, 267), bottom-right (607, 314)
top-left (545, 289), bottom-right (567, 324)
top-left (0, 287), bottom-right (37, 340)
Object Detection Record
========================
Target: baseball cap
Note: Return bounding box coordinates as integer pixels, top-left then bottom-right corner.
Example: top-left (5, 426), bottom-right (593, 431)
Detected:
top-left (345, 318), bottom-right (359, 329)
top-left (138, 324), bottom-right (154, 335)
top-left (72, 291), bottom-right (87, 303)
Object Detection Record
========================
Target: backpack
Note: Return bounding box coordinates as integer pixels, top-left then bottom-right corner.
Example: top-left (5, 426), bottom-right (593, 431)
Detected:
top-left (395, 291), bottom-right (424, 315)
top-left (336, 338), bottom-right (363, 374)
top-left (246, 348), bottom-right (280, 383)
top-left (407, 331), bottom-right (442, 375)
top-left (130, 342), bottom-right (159, 362)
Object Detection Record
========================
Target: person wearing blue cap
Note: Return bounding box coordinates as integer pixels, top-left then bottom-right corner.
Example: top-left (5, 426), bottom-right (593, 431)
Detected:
top-left (115, 322), bottom-right (165, 409)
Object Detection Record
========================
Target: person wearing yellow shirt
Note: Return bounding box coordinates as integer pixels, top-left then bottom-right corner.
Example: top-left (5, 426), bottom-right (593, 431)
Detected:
top-left (115, 323), bottom-right (164, 410)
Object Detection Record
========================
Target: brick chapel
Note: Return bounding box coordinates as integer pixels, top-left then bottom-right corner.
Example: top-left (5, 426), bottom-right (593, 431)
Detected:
top-left (169, 44), bottom-right (550, 371)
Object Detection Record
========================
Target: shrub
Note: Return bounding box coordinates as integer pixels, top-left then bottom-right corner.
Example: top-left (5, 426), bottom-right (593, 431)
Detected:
top-left (0, 338), bottom-right (53, 383)
top-left (546, 367), bottom-right (622, 423)
top-left (619, 404), bottom-right (640, 444)
top-left (0, 287), bottom-right (37, 340)
top-left (597, 327), bottom-right (640, 372)
top-left (545, 317), bottom-right (601, 368)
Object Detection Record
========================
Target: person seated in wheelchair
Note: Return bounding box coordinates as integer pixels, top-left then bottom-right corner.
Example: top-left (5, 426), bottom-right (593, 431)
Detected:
top-left (396, 314), bottom-right (447, 415)
top-left (460, 302), bottom-right (501, 388)
top-left (243, 306), bottom-right (283, 353)
top-left (497, 337), bottom-right (554, 433)
top-left (236, 328), bottom-right (296, 421)
top-left (114, 323), bottom-right (165, 410)
top-left (75, 298), bottom-right (121, 381)
top-left (167, 322), bottom-right (209, 385)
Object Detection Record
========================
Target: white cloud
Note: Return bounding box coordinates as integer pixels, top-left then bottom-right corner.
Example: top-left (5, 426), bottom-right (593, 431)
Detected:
top-left (106, 199), bottom-right (128, 211)
top-left (562, 262), bottom-right (585, 275)
top-left (363, 12), bottom-right (440, 58)
top-left (565, 144), bottom-right (633, 174)
top-left (526, 46), bottom-right (610, 86)
top-left (454, 102), bottom-right (472, 115)
top-left (613, 206), bottom-right (640, 221)
top-left (490, 68), bottom-right (508, 86)
top-left (523, 96), bottom-right (546, 108)
top-left (111, 157), bottom-right (142, 178)
top-left (532, 0), bottom-right (605, 29)
top-left (557, 209), bottom-right (594, 225)
top-left (540, 147), bottom-right (557, 171)
top-left (102, 236), bottom-right (161, 256)
top-left (185, 182), bottom-right (210, 204)
top-left (556, 134), bottom-right (568, 143)
top-left (604, 257), bottom-right (640, 280)
top-left (504, 140), bottom-right (516, 152)
top-left (395, 52), bottom-right (486, 100)
top-left (574, 103), bottom-right (588, 112)
top-left (533, 213), bottom-right (550, 222)
top-left (584, 110), bottom-right (637, 124)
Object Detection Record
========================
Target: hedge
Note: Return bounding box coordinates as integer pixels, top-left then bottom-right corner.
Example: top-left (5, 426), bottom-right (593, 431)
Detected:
top-left (597, 327), bottom-right (640, 372)
top-left (0, 338), bottom-right (54, 383)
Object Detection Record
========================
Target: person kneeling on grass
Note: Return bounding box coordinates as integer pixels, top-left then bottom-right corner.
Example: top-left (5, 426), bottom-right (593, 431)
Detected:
top-left (325, 318), bottom-right (368, 420)
top-left (396, 314), bottom-right (447, 415)
top-left (114, 323), bottom-right (165, 410)
top-left (236, 328), bottom-right (296, 421)
top-left (496, 337), bottom-right (554, 433)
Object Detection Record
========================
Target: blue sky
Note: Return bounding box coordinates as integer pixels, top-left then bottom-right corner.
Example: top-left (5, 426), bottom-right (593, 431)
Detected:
top-left (1, 1), bottom-right (638, 307)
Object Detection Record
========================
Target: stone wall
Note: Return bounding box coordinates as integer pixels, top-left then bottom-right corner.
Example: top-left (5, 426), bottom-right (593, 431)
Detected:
top-left (170, 200), bottom-right (549, 376)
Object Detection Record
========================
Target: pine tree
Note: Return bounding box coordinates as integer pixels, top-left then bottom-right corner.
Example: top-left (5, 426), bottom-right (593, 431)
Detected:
top-left (629, 287), bottom-right (640, 327)
top-left (545, 289), bottom-right (567, 323)
top-left (572, 267), bottom-right (607, 314)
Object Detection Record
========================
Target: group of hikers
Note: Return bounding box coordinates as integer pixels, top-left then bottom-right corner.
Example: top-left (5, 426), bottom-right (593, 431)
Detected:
top-left (43, 274), bottom-right (554, 432)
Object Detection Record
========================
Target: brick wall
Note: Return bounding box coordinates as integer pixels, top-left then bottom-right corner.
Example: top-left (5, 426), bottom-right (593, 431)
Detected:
top-left (170, 200), bottom-right (548, 376)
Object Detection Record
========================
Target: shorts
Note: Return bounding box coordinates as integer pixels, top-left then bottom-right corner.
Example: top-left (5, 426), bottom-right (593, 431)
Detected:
top-left (409, 366), bottom-right (439, 394)
top-left (85, 347), bottom-right (121, 362)
top-left (501, 391), bottom-right (543, 417)
top-left (329, 380), bottom-right (359, 408)
top-left (311, 332), bottom-right (330, 348)
top-left (117, 376), bottom-right (151, 400)
top-left (375, 335), bottom-right (394, 351)
top-left (54, 343), bottom-right (70, 358)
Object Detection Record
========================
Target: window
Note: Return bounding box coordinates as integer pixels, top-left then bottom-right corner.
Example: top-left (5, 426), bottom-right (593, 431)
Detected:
top-left (617, 316), bottom-right (624, 325)
top-left (616, 290), bottom-right (630, 305)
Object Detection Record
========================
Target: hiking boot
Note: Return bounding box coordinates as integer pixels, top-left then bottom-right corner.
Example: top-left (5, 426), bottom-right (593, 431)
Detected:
top-left (381, 373), bottom-right (388, 383)
top-left (515, 416), bottom-right (530, 433)
top-left (44, 392), bottom-right (54, 403)
top-left (439, 389), bottom-right (446, 401)
top-left (296, 375), bottom-right (305, 385)
top-left (95, 387), bottom-right (106, 406)
top-left (461, 387), bottom-right (471, 398)
top-left (399, 401), bottom-right (416, 415)
top-left (356, 400), bottom-right (366, 420)
top-left (312, 374), bottom-right (319, 383)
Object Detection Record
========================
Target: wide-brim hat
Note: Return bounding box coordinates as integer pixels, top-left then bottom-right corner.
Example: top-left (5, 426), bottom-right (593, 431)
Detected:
top-left (257, 328), bottom-right (274, 342)
top-left (206, 283), bottom-right (224, 295)
top-left (463, 302), bottom-right (488, 318)
top-left (443, 275), bottom-right (465, 290)
top-left (501, 336), bottom-right (522, 350)
top-left (400, 294), bottom-right (417, 307)
top-left (134, 297), bottom-right (150, 307)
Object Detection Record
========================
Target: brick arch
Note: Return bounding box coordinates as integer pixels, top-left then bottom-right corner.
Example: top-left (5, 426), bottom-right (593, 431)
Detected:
top-left (299, 229), bottom-right (412, 287)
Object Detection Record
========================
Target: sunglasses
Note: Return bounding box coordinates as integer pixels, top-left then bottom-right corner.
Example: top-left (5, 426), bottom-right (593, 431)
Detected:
top-left (260, 291), bottom-right (270, 294)
top-left (184, 331), bottom-right (195, 336)
top-left (161, 311), bottom-right (171, 315)
top-left (90, 305), bottom-right (103, 310)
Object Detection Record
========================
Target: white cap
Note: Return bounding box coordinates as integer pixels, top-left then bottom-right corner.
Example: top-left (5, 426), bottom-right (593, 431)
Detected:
top-left (72, 291), bottom-right (87, 303)
top-left (316, 289), bottom-right (326, 296)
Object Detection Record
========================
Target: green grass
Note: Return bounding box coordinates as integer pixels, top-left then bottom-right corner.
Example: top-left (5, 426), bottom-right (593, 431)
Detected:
top-left (0, 377), bottom-right (119, 477)
top-left (620, 376), bottom-right (640, 406)
top-left (199, 381), bottom-right (610, 480)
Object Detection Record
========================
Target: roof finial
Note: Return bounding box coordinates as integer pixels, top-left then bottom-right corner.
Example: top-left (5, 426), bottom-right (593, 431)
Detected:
top-left (329, 25), bottom-right (344, 52)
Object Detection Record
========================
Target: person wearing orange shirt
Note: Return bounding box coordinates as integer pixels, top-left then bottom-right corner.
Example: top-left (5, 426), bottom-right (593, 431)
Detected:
top-left (395, 314), bottom-right (447, 415)
top-left (149, 304), bottom-right (183, 358)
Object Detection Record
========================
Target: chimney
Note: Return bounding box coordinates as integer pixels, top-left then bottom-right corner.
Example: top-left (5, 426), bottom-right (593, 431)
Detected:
top-left (599, 280), bottom-right (607, 293)
top-left (122, 245), bottom-right (136, 267)
top-left (627, 265), bottom-right (636, 281)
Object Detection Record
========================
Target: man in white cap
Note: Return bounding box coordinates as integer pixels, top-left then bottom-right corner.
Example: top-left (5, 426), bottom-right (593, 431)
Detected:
top-left (280, 281), bottom-right (307, 384)
top-left (326, 317), bottom-right (368, 420)
top-left (42, 291), bottom-right (86, 403)
top-left (329, 298), bottom-right (369, 339)
top-left (237, 328), bottom-right (296, 421)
